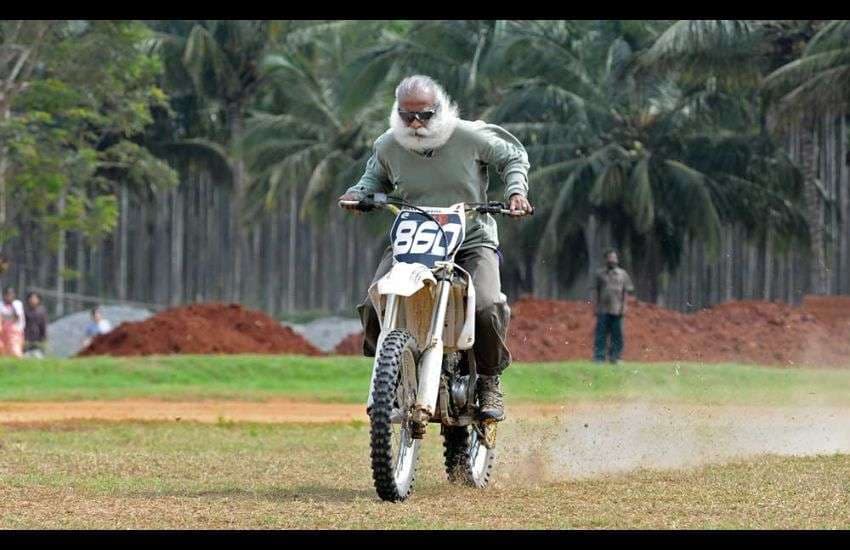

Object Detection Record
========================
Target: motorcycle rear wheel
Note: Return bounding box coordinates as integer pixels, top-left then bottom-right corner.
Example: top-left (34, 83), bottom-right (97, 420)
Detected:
top-left (442, 424), bottom-right (495, 488)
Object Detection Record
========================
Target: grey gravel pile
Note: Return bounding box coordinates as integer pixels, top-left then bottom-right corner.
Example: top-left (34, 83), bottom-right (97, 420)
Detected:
top-left (47, 306), bottom-right (358, 357)
top-left (284, 316), bottom-right (362, 353)
top-left (46, 306), bottom-right (153, 358)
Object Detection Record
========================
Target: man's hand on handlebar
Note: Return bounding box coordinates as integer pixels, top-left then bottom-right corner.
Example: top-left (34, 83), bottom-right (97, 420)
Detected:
top-left (508, 193), bottom-right (534, 217)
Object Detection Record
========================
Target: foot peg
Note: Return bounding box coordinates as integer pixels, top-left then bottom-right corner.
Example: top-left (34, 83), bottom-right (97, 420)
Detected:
top-left (475, 419), bottom-right (498, 449)
top-left (410, 406), bottom-right (430, 439)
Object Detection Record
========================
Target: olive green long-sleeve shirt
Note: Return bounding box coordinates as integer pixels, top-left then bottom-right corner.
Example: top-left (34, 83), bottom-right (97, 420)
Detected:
top-left (346, 120), bottom-right (530, 250)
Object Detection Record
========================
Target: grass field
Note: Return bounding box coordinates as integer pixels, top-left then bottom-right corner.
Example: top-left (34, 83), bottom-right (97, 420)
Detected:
top-left (1, 355), bottom-right (849, 405)
top-left (2, 420), bottom-right (850, 528)
top-left (2, 355), bottom-right (850, 528)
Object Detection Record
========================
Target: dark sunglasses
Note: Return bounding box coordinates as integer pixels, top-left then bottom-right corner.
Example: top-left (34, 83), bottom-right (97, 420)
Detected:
top-left (398, 109), bottom-right (437, 124)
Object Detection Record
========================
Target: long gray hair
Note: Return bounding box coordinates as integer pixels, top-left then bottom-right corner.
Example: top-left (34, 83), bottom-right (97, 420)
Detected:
top-left (395, 75), bottom-right (454, 110)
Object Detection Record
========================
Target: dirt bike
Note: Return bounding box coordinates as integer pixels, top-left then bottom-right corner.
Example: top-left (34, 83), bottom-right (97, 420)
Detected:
top-left (340, 192), bottom-right (529, 502)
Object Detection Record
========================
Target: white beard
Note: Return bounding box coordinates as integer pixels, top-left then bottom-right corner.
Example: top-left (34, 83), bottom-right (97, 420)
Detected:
top-left (389, 100), bottom-right (459, 153)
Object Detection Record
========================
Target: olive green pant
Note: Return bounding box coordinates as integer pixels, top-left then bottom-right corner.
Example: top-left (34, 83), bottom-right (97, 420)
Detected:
top-left (356, 246), bottom-right (512, 375)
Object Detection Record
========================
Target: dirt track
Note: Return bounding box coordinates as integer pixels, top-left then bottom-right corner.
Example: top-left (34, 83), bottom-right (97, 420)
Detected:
top-left (3, 397), bottom-right (850, 443)
top-left (0, 399), bottom-right (364, 424)
top-left (6, 398), bottom-right (848, 481)
top-left (0, 399), bottom-right (569, 425)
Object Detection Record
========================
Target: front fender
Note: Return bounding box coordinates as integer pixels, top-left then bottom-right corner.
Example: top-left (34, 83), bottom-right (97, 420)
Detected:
top-left (375, 262), bottom-right (436, 297)
top-left (367, 262), bottom-right (437, 331)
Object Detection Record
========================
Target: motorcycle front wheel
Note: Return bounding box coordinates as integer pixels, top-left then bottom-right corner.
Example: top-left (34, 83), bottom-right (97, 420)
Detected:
top-left (369, 329), bottom-right (421, 502)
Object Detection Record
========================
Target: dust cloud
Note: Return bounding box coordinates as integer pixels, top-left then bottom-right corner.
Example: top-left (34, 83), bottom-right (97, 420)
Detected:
top-left (495, 401), bottom-right (850, 485)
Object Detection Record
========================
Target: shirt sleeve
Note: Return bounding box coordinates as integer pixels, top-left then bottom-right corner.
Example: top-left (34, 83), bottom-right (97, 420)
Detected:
top-left (590, 270), bottom-right (602, 300)
top-left (474, 123), bottom-right (531, 200)
top-left (624, 271), bottom-right (635, 293)
top-left (345, 133), bottom-right (393, 199)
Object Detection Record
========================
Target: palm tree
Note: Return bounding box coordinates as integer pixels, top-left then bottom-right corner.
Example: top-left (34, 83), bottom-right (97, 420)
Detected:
top-left (638, 19), bottom-right (835, 295)
top-left (761, 20), bottom-right (849, 294)
top-left (147, 20), bottom-right (276, 300)
top-left (240, 21), bottom-right (395, 311)
top-left (491, 20), bottom-right (807, 302)
top-left (342, 20), bottom-right (519, 120)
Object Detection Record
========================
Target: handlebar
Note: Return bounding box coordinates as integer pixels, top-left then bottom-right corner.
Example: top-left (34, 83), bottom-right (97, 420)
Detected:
top-left (339, 194), bottom-right (533, 217)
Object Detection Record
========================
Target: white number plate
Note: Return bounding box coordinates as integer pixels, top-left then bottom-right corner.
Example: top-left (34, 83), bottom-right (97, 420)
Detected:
top-left (390, 207), bottom-right (465, 267)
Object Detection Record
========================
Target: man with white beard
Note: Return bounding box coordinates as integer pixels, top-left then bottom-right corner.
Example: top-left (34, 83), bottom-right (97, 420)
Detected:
top-left (339, 75), bottom-right (532, 421)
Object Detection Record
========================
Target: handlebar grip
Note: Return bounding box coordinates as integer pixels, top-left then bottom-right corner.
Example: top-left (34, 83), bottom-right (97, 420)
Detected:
top-left (501, 209), bottom-right (534, 217)
top-left (473, 205), bottom-right (533, 217)
top-left (339, 199), bottom-right (376, 212)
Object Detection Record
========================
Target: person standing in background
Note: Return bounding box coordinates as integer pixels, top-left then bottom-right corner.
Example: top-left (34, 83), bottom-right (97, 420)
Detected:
top-left (592, 250), bottom-right (635, 364)
top-left (24, 291), bottom-right (48, 357)
top-left (0, 287), bottom-right (26, 357)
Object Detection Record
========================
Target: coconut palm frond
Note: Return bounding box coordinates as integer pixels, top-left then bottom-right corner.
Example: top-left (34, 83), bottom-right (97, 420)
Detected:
top-left (243, 139), bottom-right (319, 174)
top-left (337, 45), bottom-right (398, 119)
top-left (589, 162), bottom-right (628, 207)
top-left (183, 24), bottom-right (240, 99)
top-left (663, 159), bottom-right (722, 253)
top-left (764, 57), bottom-right (850, 123)
top-left (763, 48), bottom-right (850, 100)
top-left (627, 156), bottom-right (654, 233)
top-left (534, 169), bottom-right (584, 264)
top-left (527, 158), bottom-right (587, 186)
top-left (161, 139), bottom-right (233, 184)
top-left (300, 152), bottom-right (345, 218)
top-left (640, 20), bottom-right (760, 68)
top-left (805, 20), bottom-right (850, 55)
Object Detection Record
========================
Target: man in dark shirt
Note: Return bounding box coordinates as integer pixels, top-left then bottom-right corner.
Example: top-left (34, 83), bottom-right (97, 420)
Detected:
top-left (24, 291), bottom-right (48, 357)
top-left (592, 250), bottom-right (635, 364)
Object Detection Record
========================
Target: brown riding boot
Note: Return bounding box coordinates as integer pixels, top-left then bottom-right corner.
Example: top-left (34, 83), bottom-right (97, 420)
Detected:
top-left (477, 375), bottom-right (505, 421)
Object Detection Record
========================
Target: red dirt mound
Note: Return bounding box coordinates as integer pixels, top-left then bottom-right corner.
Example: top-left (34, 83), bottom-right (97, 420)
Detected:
top-left (333, 295), bottom-right (850, 367)
top-left (78, 303), bottom-right (323, 357)
top-left (333, 332), bottom-right (364, 355)
top-left (801, 295), bottom-right (850, 327)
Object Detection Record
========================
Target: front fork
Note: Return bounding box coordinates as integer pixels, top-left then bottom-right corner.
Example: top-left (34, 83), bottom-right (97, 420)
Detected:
top-left (365, 273), bottom-right (453, 425)
top-left (411, 277), bottom-right (452, 426)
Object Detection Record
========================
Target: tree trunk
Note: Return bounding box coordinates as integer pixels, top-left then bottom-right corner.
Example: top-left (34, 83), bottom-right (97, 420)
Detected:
top-left (309, 225), bottom-right (319, 310)
top-left (75, 232), bottom-right (85, 297)
top-left (268, 218), bottom-right (276, 314)
top-left (287, 186), bottom-right (297, 312)
top-left (802, 120), bottom-right (827, 294)
top-left (227, 101), bottom-right (247, 302)
top-left (55, 190), bottom-right (66, 317)
top-left (170, 187), bottom-right (184, 306)
top-left (723, 226), bottom-right (734, 302)
top-left (840, 115), bottom-right (849, 294)
top-left (745, 239), bottom-right (758, 299)
top-left (251, 225), bottom-right (261, 309)
top-left (0, 110), bottom-right (9, 254)
top-left (0, 146), bottom-right (8, 238)
top-left (347, 219), bottom-right (356, 311)
top-left (117, 183), bottom-right (129, 300)
top-left (763, 233), bottom-right (773, 301)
